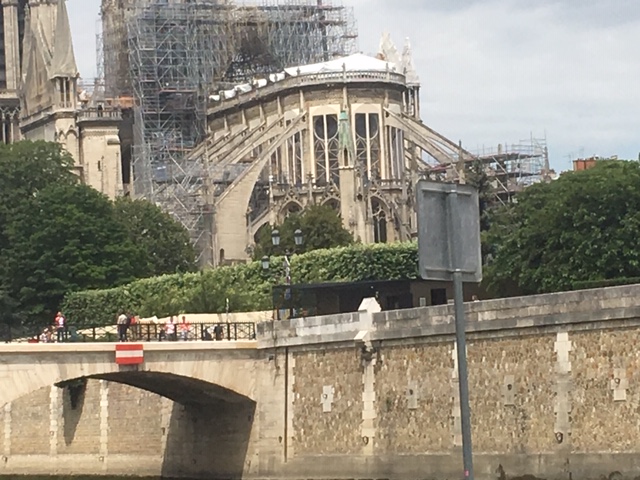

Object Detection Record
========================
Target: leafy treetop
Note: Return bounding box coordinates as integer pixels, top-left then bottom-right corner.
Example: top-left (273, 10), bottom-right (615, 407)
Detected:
top-left (2, 184), bottom-right (147, 325)
top-left (484, 160), bottom-right (640, 296)
top-left (0, 141), bottom-right (199, 328)
top-left (113, 197), bottom-right (197, 277)
top-left (253, 204), bottom-right (353, 258)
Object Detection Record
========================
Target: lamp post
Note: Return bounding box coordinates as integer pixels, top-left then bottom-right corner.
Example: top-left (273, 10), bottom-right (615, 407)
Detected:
top-left (261, 228), bottom-right (303, 318)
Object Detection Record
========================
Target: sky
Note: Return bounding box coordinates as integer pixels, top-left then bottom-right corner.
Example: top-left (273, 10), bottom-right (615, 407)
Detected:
top-left (67, 0), bottom-right (640, 172)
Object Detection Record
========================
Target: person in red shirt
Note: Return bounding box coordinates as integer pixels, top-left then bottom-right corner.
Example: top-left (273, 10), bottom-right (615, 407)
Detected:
top-left (179, 315), bottom-right (190, 341)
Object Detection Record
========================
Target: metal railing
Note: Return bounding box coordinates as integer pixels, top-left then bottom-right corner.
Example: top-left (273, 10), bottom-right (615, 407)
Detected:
top-left (0, 322), bottom-right (256, 344)
top-left (77, 108), bottom-right (122, 121)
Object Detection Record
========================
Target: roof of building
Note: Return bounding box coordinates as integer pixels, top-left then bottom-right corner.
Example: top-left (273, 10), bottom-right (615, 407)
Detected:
top-left (283, 53), bottom-right (399, 77)
top-left (22, 0), bottom-right (78, 82)
top-left (209, 33), bottom-right (419, 103)
top-left (210, 52), bottom-right (407, 102)
top-left (49, 0), bottom-right (78, 79)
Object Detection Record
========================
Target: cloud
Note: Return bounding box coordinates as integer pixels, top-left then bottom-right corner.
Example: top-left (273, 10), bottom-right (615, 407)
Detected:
top-left (68, 0), bottom-right (640, 169)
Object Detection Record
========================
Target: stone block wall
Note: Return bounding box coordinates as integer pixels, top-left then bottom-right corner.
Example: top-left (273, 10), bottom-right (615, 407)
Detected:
top-left (10, 387), bottom-right (49, 455)
top-left (106, 382), bottom-right (163, 455)
top-left (57, 379), bottom-right (101, 455)
top-left (374, 342), bottom-right (452, 454)
top-left (274, 284), bottom-right (640, 480)
top-left (570, 328), bottom-right (640, 452)
top-left (467, 335), bottom-right (556, 454)
top-left (288, 333), bottom-right (560, 458)
top-left (291, 348), bottom-right (363, 455)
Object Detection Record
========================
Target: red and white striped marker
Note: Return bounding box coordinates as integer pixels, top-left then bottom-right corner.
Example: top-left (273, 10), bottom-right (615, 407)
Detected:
top-left (115, 344), bottom-right (144, 365)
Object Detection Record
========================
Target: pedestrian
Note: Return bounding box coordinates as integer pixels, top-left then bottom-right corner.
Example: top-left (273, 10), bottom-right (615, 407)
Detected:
top-left (213, 324), bottom-right (223, 341)
top-left (179, 315), bottom-right (189, 341)
top-left (165, 316), bottom-right (176, 341)
top-left (54, 312), bottom-right (66, 342)
top-left (129, 314), bottom-right (139, 341)
top-left (117, 312), bottom-right (128, 342)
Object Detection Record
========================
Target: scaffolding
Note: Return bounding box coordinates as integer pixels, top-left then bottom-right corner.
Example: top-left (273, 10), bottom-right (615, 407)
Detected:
top-left (103, 0), bottom-right (357, 261)
top-left (473, 135), bottom-right (550, 204)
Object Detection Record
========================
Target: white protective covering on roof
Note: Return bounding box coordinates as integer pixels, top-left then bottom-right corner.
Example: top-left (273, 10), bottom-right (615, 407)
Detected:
top-left (210, 51), bottom-right (408, 104)
top-left (284, 53), bottom-right (398, 77)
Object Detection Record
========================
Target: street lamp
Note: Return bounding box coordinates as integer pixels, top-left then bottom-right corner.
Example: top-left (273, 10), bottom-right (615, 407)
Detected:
top-left (261, 255), bottom-right (270, 270)
top-left (271, 229), bottom-right (281, 247)
top-left (262, 228), bottom-right (304, 318)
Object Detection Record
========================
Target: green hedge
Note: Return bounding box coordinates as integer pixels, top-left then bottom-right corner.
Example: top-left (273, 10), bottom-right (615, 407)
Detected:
top-left (61, 242), bottom-right (419, 326)
top-left (572, 277), bottom-right (640, 291)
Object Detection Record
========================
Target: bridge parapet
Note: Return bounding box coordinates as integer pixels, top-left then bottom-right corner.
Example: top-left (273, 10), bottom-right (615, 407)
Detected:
top-left (257, 311), bottom-right (359, 348)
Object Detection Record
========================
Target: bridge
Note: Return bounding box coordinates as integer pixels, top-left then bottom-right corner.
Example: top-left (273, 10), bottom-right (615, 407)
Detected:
top-left (1, 284), bottom-right (640, 480)
top-left (0, 341), bottom-right (259, 407)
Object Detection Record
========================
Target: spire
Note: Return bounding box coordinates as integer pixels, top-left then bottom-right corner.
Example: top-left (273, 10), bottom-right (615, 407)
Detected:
top-left (401, 37), bottom-right (420, 86)
top-left (338, 110), bottom-right (356, 167)
top-left (49, 0), bottom-right (78, 79)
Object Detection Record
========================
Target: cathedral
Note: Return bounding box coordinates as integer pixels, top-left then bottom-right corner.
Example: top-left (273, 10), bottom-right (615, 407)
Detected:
top-left (0, 0), bottom-right (122, 199)
top-left (0, 0), bottom-right (471, 264)
top-left (1, 1), bottom-right (546, 266)
top-left (195, 42), bottom-right (473, 265)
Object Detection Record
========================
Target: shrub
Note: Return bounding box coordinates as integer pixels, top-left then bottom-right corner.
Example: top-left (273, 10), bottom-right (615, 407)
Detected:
top-left (61, 242), bottom-right (419, 326)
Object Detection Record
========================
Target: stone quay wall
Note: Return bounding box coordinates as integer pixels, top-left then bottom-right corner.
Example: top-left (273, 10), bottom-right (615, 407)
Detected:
top-left (3, 284), bottom-right (640, 480)
top-left (260, 284), bottom-right (640, 480)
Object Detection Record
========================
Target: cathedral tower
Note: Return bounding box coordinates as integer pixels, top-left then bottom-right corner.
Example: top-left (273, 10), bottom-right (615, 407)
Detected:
top-left (19, 0), bottom-right (123, 199)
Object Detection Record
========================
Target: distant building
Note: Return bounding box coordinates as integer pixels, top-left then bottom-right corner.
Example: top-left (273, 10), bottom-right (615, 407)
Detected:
top-left (0, 0), bottom-right (26, 144)
top-left (573, 156), bottom-right (617, 171)
top-left (0, 0), bottom-right (550, 263)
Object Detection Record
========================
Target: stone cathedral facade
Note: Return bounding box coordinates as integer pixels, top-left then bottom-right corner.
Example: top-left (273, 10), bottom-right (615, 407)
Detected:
top-left (197, 39), bottom-right (472, 264)
top-left (0, 0), bottom-right (122, 199)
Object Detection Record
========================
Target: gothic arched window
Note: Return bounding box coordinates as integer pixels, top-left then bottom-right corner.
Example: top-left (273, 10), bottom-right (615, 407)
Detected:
top-left (313, 114), bottom-right (339, 186)
top-left (355, 113), bottom-right (381, 180)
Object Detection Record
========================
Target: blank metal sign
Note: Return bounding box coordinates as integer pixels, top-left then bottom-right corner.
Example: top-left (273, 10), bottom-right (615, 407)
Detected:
top-left (416, 180), bottom-right (482, 283)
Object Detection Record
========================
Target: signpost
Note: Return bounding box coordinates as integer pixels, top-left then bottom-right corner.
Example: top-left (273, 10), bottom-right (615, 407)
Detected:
top-left (416, 180), bottom-right (482, 480)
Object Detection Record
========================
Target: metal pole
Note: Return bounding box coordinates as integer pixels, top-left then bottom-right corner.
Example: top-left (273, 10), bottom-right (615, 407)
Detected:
top-left (448, 188), bottom-right (474, 480)
top-left (284, 253), bottom-right (292, 318)
top-left (453, 270), bottom-right (474, 480)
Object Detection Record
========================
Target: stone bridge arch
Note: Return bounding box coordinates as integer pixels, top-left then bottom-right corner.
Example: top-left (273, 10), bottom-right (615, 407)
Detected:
top-left (63, 371), bottom-right (252, 406)
top-left (0, 343), bottom-right (266, 479)
top-left (0, 343), bottom-right (259, 407)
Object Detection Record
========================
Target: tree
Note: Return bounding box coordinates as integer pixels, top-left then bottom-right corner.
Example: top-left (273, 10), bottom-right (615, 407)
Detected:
top-left (484, 160), bottom-right (640, 296)
top-left (0, 141), bottom-right (76, 248)
top-left (113, 197), bottom-right (197, 276)
top-left (0, 141), bottom-right (78, 328)
top-left (1, 184), bottom-right (147, 327)
top-left (253, 204), bottom-right (353, 258)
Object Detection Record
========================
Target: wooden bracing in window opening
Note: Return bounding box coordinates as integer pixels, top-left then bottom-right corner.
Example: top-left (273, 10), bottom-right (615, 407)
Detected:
top-left (354, 113), bottom-right (381, 181)
top-left (313, 114), bottom-right (340, 186)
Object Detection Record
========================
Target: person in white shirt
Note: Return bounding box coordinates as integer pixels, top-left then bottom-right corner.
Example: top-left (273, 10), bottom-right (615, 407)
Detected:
top-left (117, 313), bottom-right (129, 342)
